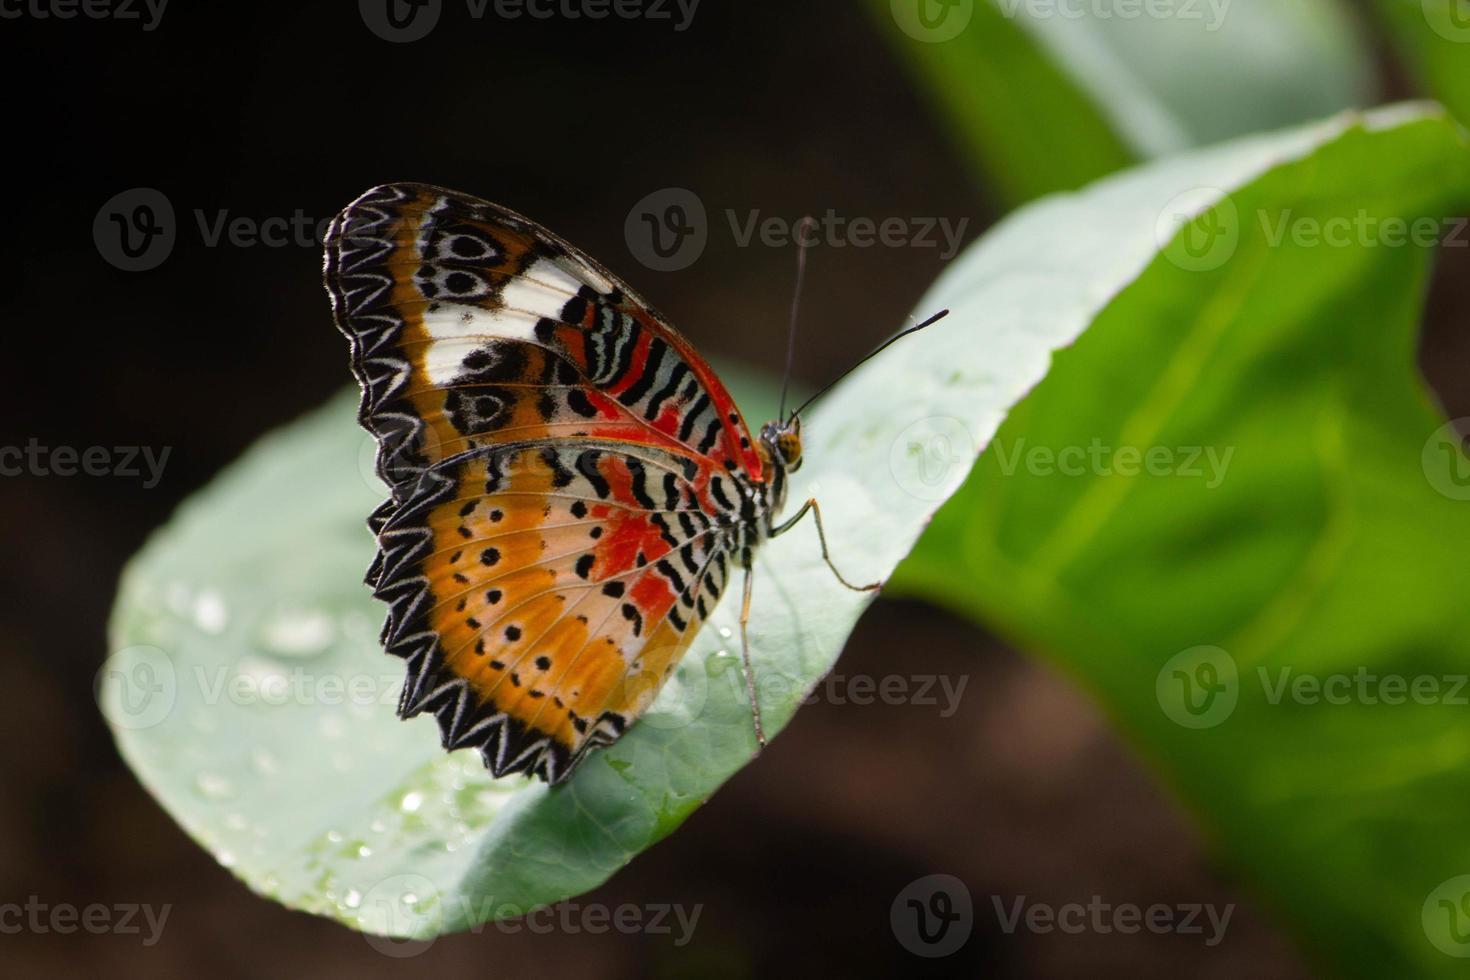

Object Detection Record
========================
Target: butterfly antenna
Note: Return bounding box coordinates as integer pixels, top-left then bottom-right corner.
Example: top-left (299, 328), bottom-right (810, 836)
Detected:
top-left (777, 215), bottom-right (815, 422)
top-left (787, 308), bottom-right (949, 422)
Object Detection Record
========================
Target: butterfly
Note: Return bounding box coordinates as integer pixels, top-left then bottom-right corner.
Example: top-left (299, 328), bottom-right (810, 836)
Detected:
top-left (323, 183), bottom-right (944, 785)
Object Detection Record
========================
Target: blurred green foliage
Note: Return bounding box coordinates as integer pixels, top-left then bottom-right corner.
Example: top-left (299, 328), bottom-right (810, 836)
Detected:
top-left (867, 0), bottom-right (1375, 204)
top-left (891, 100), bottom-right (1470, 980)
top-left (1374, 0), bottom-right (1470, 124)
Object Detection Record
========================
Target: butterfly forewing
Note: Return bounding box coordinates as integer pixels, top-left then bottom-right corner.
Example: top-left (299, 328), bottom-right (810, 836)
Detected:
top-left (324, 182), bottom-right (761, 783)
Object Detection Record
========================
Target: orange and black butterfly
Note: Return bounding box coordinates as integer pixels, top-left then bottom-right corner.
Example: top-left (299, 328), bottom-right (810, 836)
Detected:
top-left (323, 183), bottom-right (942, 784)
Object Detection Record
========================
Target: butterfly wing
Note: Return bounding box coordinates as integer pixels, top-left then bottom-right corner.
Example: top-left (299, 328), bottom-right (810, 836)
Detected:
top-left (324, 181), bottom-right (764, 515)
top-left (376, 439), bottom-right (737, 783)
top-left (323, 183), bottom-right (763, 782)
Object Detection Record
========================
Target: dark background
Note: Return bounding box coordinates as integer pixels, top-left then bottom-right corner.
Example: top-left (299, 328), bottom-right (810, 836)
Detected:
top-left (1, 1), bottom-right (1463, 976)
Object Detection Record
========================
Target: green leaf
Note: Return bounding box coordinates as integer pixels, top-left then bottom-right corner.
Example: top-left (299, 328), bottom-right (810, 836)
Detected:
top-left (99, 313), bottom-right (965, 942)
top-left (1374, 0), bottom-right (1470, 125)
top-left (103, 103), bottom-right (1467, 951)
top-left (890, 105), bottom-right (1470, 977)
top-left (865, 0), bottom-right (1375, 203)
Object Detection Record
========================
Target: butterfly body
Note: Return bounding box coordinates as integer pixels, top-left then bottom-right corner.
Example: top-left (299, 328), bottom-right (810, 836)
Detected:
top-left (324, 183), bottom-right (803, 784)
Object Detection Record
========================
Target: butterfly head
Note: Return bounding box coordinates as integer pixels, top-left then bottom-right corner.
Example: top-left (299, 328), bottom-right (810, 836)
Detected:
top-left (758, 416), bottom-right (803, 474)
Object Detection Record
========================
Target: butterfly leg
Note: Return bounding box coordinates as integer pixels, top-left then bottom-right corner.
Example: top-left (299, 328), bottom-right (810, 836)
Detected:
top-left (739, 565), bottom-right (767, 752)
top-left (772, 498), bottom-right (883, 593)
top-left (735, 564), bottom-right (770, 758)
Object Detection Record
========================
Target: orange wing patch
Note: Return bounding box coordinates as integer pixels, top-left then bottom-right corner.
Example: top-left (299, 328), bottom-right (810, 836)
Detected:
top-left (375, 440), bottom-right (734, 782)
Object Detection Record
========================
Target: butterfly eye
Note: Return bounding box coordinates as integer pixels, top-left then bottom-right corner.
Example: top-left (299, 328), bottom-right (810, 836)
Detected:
top-left (777, 432), bottom-right (803, 468)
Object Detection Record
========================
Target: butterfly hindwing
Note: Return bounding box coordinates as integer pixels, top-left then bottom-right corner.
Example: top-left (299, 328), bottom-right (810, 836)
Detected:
top-left (374, 439), bottom-right (736, 783)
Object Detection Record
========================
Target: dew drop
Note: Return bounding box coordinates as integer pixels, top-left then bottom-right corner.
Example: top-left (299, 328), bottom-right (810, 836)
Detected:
top-left (193, 589), bottom-right (228, 634)
top-left (258, 607), bottom-right (335, 658)
top-left (400, 791), bottom-right (424, 813)
top-left (194, 772), bottom-right (235, 801)
top-left (216, 850), bottom-right (237, 868)
top-left (343, 889), bottom-right (362, 909)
